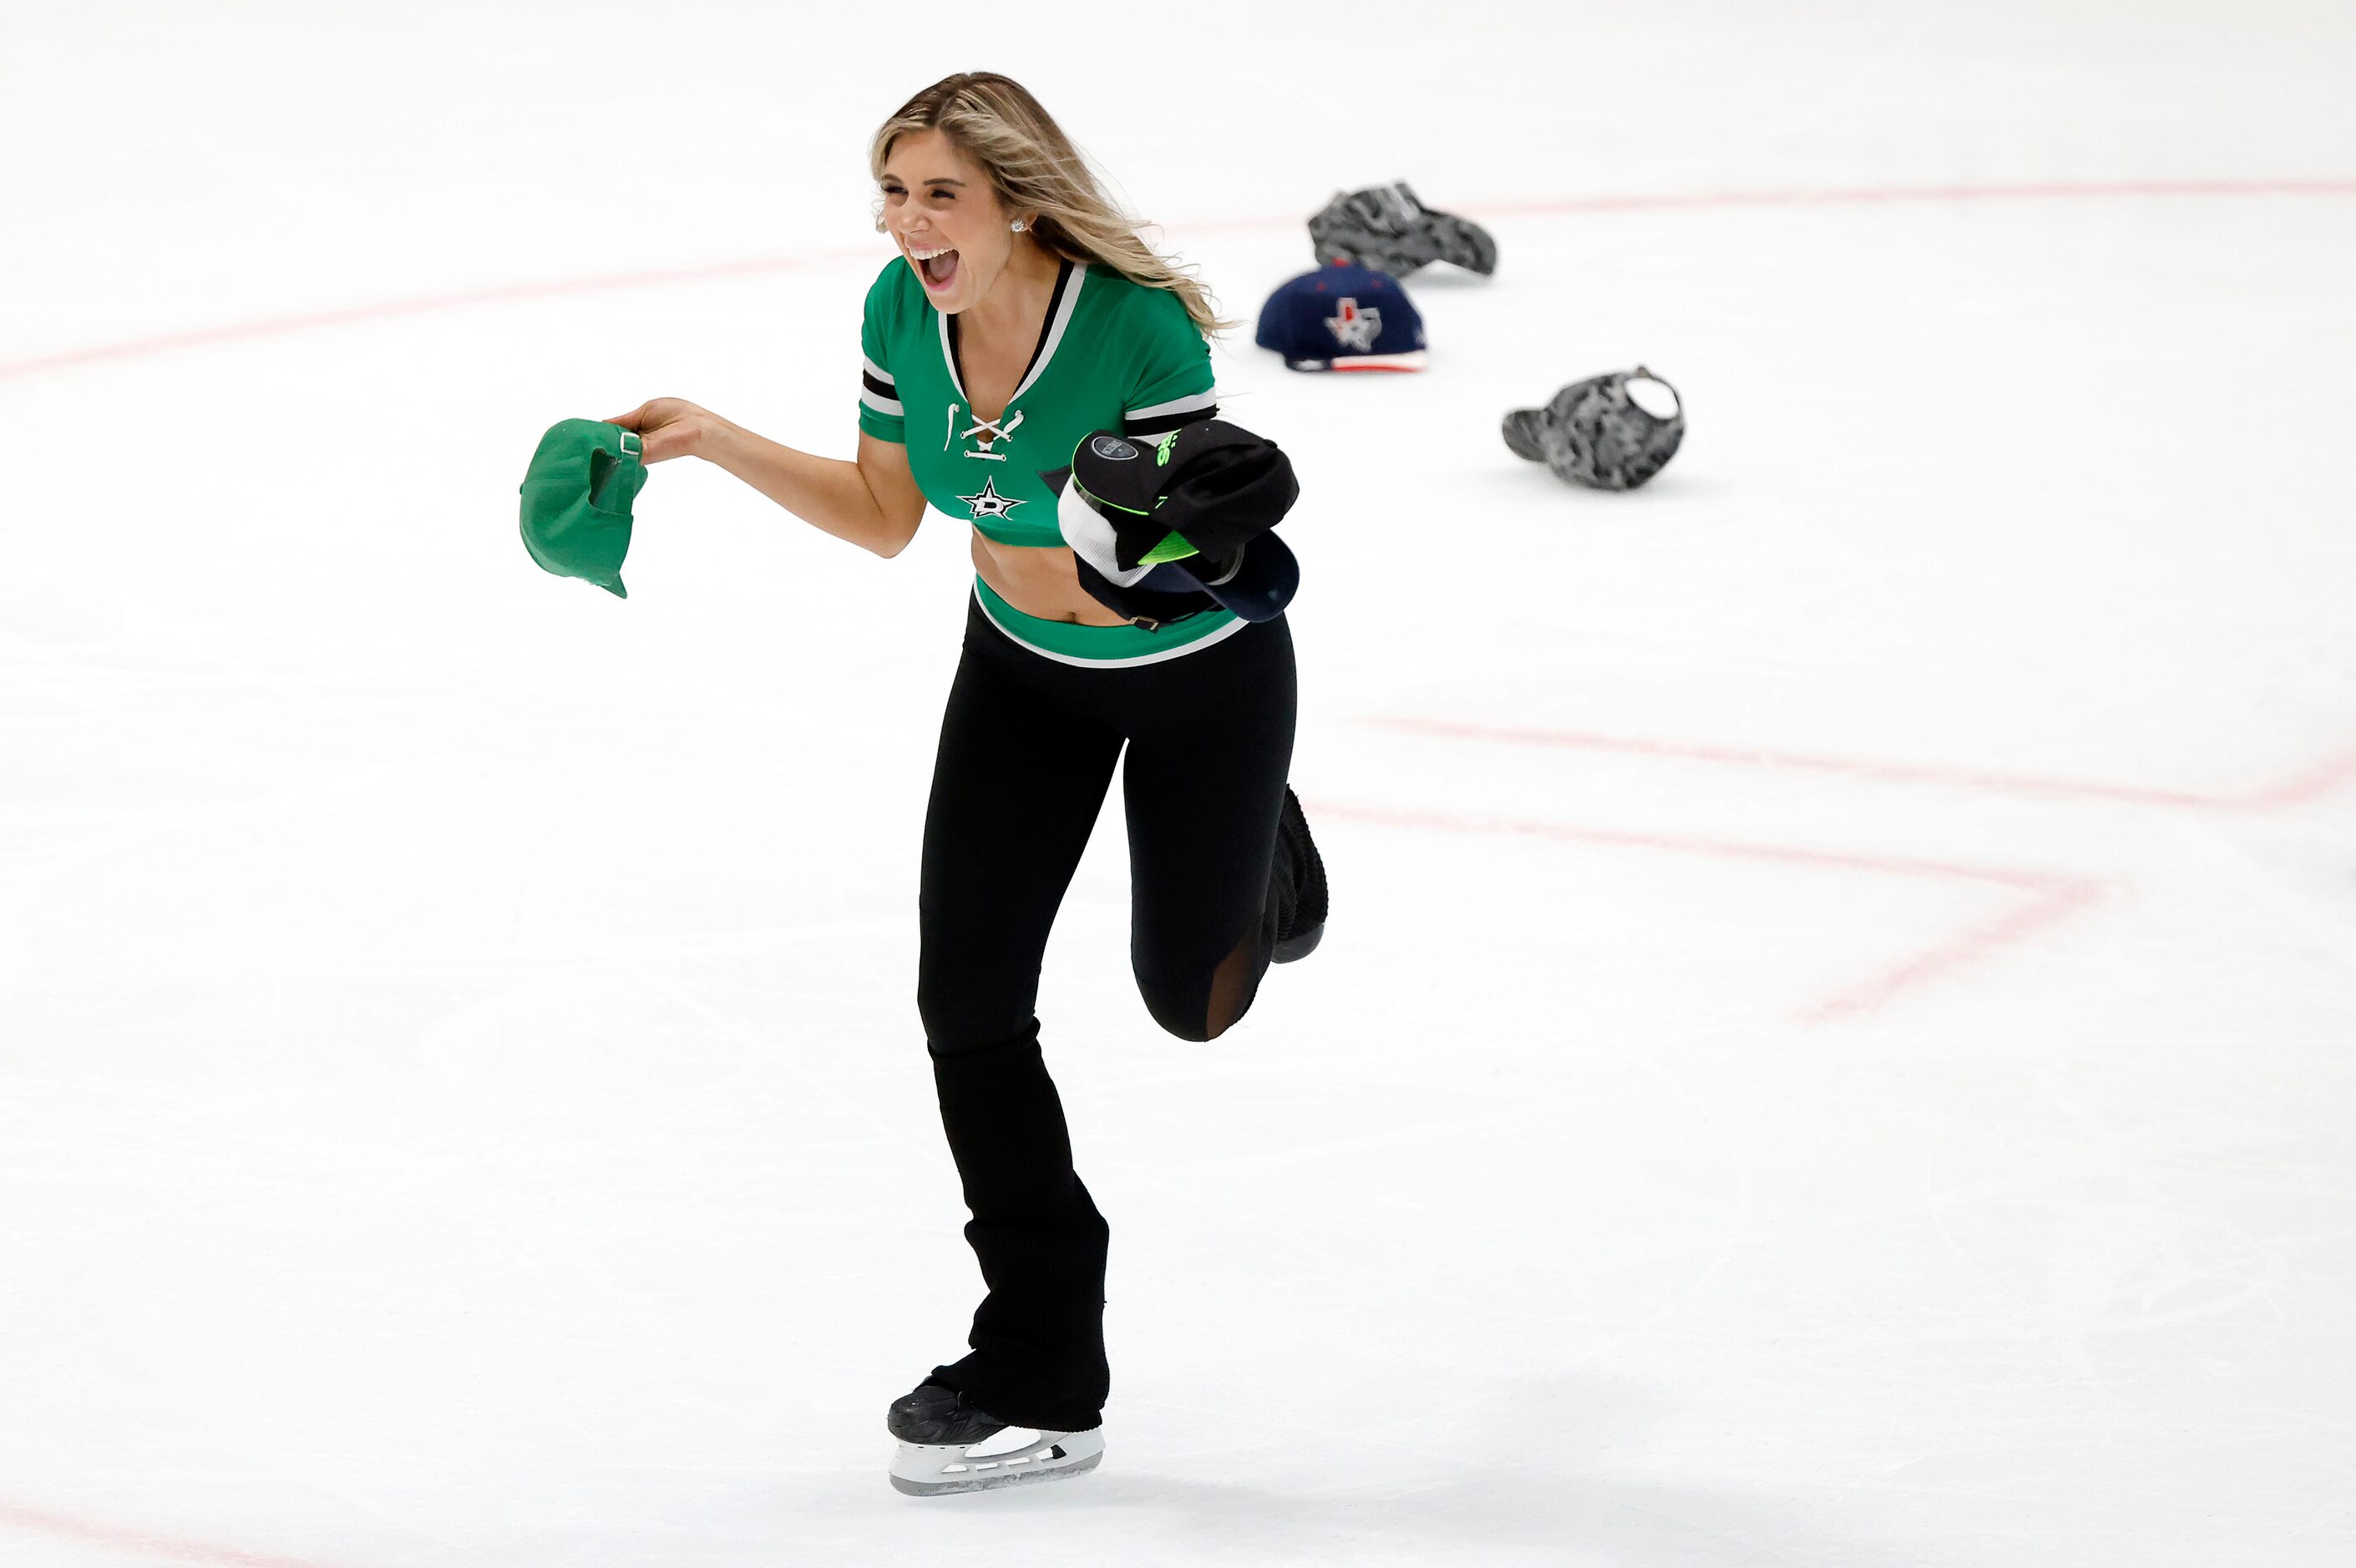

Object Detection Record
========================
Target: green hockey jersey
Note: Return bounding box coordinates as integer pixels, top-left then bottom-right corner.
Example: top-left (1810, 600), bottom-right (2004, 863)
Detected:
top-left (856, 255), bottom-right (1219, 549)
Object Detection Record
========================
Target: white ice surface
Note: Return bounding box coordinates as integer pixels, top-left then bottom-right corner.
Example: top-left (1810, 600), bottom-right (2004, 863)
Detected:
top-left (4, 3), bottom-right (2355, 1565)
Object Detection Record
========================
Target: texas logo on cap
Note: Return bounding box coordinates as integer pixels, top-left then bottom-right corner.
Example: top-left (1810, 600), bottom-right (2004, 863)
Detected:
top-left (1255, 258), bottom-right (1427, 372)
top-left (1328, 297), bottom-right (1381, 352)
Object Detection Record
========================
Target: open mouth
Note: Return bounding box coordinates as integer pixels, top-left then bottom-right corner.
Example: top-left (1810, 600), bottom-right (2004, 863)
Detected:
top-left (907, 241), bottom-right (960, 293)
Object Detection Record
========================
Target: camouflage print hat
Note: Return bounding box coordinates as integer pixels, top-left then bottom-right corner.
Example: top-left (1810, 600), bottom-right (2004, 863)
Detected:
top-left (1309, 182), bottom-right (1497, 278)
top-left (518, 419), bottom-right (646, 598)
top-left (1503, 368), bottom-right (1685, 492)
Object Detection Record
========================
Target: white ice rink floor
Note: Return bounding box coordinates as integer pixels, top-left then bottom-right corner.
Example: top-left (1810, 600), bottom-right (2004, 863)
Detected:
top-left (6, 3), bottom-right (2355, 1564)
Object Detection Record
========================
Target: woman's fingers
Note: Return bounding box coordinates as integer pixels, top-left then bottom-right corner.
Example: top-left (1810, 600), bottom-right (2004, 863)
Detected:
top-left (599, 398), bottom-right (704, 459)
top-left (638, 427), bottom-right (690, 463)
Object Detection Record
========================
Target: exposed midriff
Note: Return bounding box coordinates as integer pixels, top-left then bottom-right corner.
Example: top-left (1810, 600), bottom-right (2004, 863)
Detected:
top-left (970, 531), bottom-right (1131, 626)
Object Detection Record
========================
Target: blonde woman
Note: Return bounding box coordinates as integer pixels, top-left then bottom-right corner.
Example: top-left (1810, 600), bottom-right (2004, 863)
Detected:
top-left (611, 73), bottom-right (1325, 1495)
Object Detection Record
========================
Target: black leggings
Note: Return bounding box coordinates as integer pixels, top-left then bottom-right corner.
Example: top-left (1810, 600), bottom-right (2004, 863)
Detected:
top-left (915, 595), bottom-right (1297, 1431)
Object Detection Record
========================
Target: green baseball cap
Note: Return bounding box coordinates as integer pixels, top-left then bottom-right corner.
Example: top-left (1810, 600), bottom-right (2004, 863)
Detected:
top-left (519, 419), bottom-right (647, 598)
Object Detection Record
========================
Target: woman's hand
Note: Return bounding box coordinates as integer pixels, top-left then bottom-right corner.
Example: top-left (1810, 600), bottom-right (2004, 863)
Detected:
top-left (602, 402), bottom-right (920, 558)
top-left (605, 397), bottom-right (725, 464)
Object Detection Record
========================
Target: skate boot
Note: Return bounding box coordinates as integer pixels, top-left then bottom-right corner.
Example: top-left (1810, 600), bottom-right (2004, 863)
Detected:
top-left (886, 1382), bottom-right (1105, 1496)
top-left (1272, 787), bottom-right (1328, 964)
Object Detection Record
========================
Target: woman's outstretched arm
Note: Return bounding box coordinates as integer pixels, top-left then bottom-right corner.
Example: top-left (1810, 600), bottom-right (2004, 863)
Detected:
top-left (608, 398), bottom-right (926, 559)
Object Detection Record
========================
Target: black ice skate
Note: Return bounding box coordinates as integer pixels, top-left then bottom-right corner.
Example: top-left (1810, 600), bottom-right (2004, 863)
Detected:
top-left (1272, 787), bottom-right (1328, 964)
top-left (886, 1382), bottom-right (1105, 1496)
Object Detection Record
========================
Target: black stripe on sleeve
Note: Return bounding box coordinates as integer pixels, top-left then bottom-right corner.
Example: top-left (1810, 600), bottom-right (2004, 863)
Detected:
top-left (863, 369), bottom-right (896, 398)
top-left (1122, 402), bottom-right (1219, 438)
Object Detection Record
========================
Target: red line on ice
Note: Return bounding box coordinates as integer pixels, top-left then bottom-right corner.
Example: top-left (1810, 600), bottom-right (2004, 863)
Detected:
top-left (7, 178), bottom-right (2353, 384)
top-left (0, 244), bottom-right (880, 384)
top-left (1464, 176), bottom-right (2356, 218)
top-left (1796, 879), bottom-right (2105, 1025)
top-left (2242, 744), bottom-right (2356, 808)
top-left (1310, 800), bottom-right (2106, 1024)
top-left (1374, 717), bottom-right (2356, 813)
top-left (0, 1499), bottom-right (345, 1568)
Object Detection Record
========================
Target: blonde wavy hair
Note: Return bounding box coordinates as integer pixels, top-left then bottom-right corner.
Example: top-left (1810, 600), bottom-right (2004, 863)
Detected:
top-left (870, 73), bottom-right (1230, 336)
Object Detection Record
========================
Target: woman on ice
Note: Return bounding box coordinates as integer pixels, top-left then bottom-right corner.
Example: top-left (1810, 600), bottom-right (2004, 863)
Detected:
top-left (611, 72), bottom-right (1325, 1495)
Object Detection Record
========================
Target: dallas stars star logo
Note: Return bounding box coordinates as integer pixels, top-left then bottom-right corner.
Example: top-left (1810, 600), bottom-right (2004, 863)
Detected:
top-left (959, 477), bottom-right (1023, 522)
top-left (1326, 296), bottom-right (1382, 352)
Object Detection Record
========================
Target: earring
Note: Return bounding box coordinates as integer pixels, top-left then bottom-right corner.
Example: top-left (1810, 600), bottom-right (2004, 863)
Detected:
top-left (1010, 220), bottom-right (1027, 233)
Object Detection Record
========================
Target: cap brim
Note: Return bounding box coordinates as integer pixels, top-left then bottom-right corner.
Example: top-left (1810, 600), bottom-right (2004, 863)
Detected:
top-left (1072, 553), bottom-right (1229, 626)
top-left (1281, 350), bottom-right (1427, 373)
top-left (1150, 531), bottom-right (1299, 622)
top-left (1501, 409), bottom-right (1547, 463)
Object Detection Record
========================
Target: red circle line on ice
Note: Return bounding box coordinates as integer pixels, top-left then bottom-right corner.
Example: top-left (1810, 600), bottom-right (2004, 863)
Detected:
top-left (0, 1498), bottom-right (343, 1568)
top-left (4, 178), bottom-right (2353, 385)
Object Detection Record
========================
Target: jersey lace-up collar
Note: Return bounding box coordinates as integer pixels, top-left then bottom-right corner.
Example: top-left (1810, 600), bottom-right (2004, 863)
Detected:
top-left (940, 260), bottom-right (1083, 462)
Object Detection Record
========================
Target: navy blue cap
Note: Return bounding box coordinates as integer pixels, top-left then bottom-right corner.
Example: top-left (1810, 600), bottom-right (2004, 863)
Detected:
top-left (1254, 258), bottom-right (1427, 372)
top-left (1126, 530), bottom-right (1300, 622)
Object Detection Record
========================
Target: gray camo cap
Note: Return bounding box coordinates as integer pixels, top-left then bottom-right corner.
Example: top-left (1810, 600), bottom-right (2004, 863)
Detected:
top-left (1309, 182), bottom-right (1497, 278)
top-left (1504, 368), bottom-right (1685, 491)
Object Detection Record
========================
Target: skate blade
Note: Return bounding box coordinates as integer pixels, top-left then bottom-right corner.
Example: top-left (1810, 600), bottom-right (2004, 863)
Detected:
top-left (888, 1428), bottom-right (1104, 1497)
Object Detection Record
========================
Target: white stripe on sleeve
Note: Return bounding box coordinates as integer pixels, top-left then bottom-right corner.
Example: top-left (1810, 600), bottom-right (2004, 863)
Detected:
top-left (1123, 387), bottom-right (1219, 423)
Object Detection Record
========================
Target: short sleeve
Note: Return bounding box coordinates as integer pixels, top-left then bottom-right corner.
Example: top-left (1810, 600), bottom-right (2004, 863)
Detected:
top-left (858, 266), bottom-right (906, 443)
top-left (1121, 288), bottom-right (1219, 438)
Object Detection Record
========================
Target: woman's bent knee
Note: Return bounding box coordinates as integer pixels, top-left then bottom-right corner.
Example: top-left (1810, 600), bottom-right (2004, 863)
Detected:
top-left (1138, 919), bottom-right (1267, 1041)
top-left (1144, 999), bottom-right (1219, 1044)
top-left (1137, 976), bottom-right (1248, 1043)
